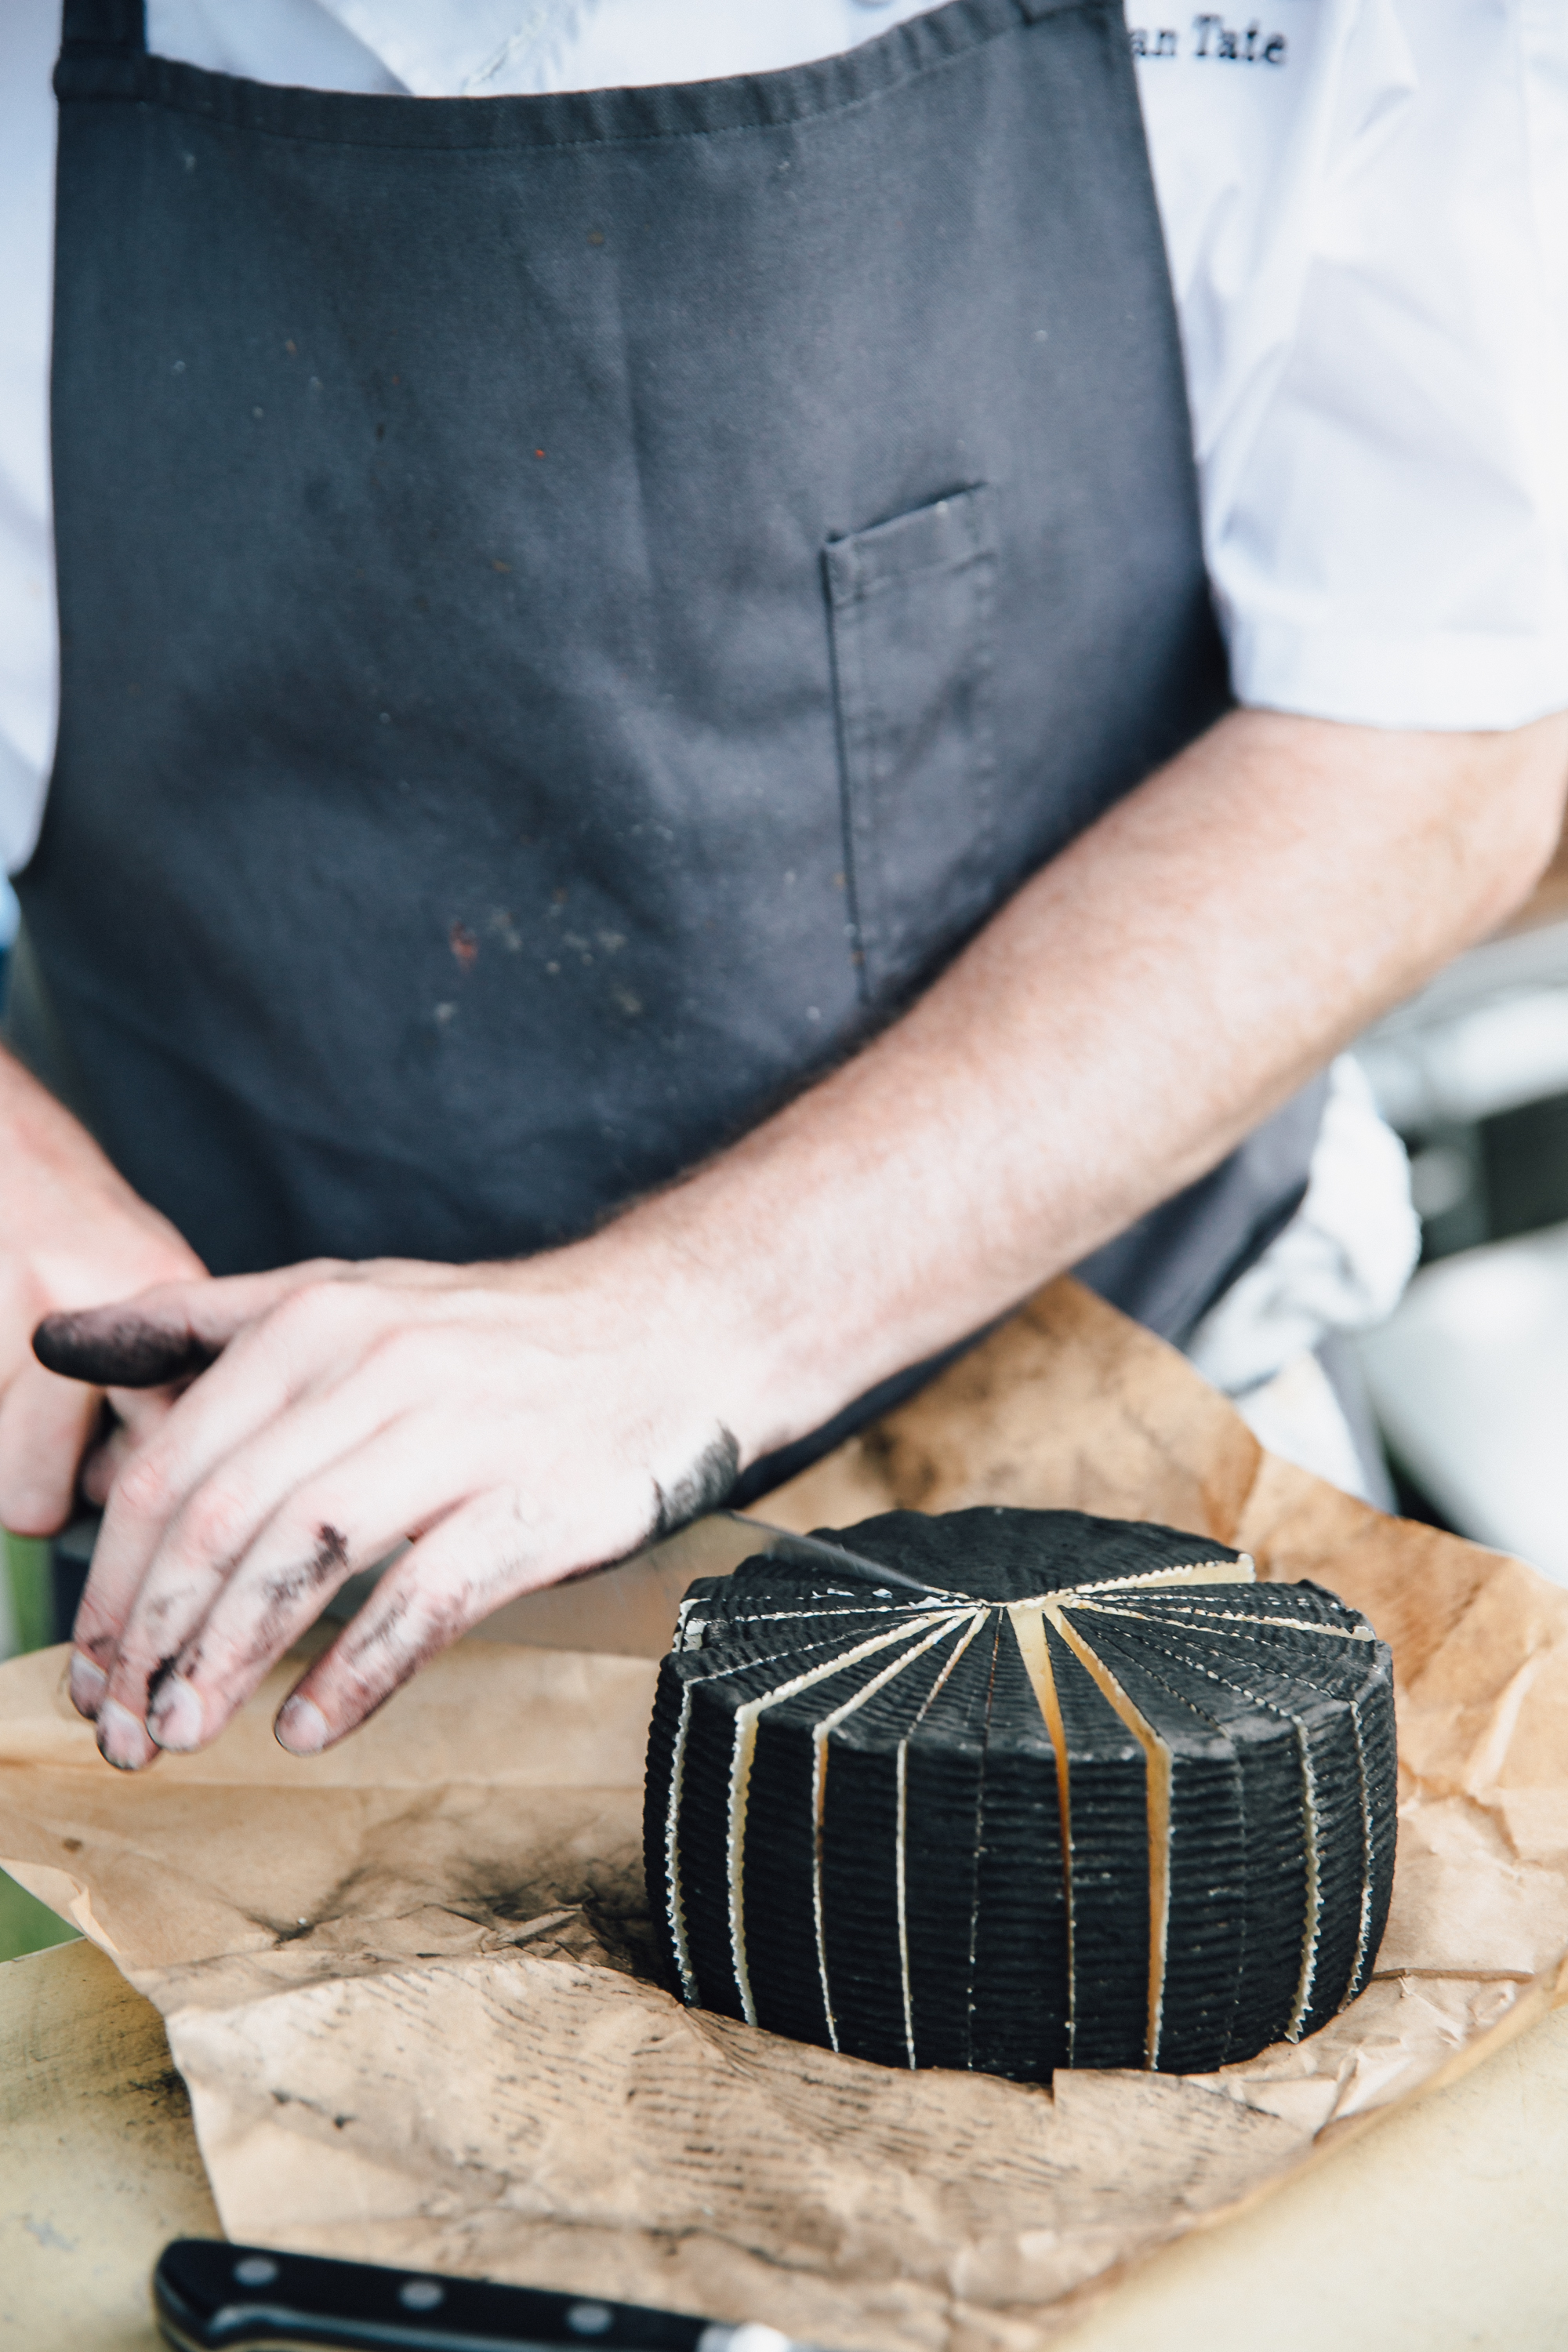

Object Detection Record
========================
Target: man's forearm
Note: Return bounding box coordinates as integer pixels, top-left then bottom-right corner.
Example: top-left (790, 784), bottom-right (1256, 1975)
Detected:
top-left (622, 707), bottom-right (1568, 1462)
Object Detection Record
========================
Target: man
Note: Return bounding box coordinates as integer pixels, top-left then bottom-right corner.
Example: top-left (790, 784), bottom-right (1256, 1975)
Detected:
top-left (0, 0), bottom-right (1563, 1770)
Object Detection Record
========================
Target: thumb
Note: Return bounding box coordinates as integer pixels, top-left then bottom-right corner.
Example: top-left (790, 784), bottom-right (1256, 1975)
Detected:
top-left (31, 1261), bottom-right (347, 1389)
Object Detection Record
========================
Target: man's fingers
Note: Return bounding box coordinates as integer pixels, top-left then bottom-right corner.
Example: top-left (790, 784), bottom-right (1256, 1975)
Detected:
top-left (79, 1386), bottom-right (183, 1507)
top-left (72, 1277), bottom-right (385, 1686)
top-left (32, 1260), bottom-right (347, 1388)
top-left (111, 1420), bottom-right (456, 1756)
top-left (0, 1362), bottom-right (104, 1539)
top-left (274, 1494), bottom-right (549, 1754)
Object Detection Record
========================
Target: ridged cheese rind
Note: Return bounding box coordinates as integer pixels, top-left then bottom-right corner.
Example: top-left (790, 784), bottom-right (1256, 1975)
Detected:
top-left (644, 1508), bottom-right (1396, 2078)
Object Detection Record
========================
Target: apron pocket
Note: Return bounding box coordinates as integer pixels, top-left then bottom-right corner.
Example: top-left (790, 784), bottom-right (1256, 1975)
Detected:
top-left (825, 483), bottom-right (996, 1004)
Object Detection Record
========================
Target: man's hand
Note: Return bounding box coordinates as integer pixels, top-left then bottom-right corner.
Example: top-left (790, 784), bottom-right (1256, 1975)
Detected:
top-left (42, 702), bottom-right (1568, 1773)
top-left (51, 1249), bottom-right (755, 1769)
top-left (0, 1047), bottom-right (205, 1541)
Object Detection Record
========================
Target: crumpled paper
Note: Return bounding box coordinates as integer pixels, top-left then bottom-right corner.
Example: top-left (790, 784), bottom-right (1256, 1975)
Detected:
top-left (2, 1276), bottom-right (1566, 2352)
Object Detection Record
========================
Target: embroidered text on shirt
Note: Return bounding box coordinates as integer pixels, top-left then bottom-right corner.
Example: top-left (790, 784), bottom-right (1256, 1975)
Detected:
top-left (1130, 18), bottom-right (1289, 63)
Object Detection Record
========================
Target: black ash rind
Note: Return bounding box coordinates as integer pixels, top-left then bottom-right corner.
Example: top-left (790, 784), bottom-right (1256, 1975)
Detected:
top-left (644, 1506), bottom-right (1396, 2078)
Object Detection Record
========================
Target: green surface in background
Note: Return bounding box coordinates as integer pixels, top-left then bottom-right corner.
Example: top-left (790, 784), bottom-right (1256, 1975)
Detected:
top-left (3, 1531), bottom-right (80, 1958)
top-left (5, 1527), bottom-right (52, 1655)
top-left (0, 1866), bottom-right (78, 1960)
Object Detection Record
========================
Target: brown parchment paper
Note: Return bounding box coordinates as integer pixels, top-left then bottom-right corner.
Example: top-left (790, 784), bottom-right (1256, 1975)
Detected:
top-left (3, 1276), bottom-right (1567, 2352)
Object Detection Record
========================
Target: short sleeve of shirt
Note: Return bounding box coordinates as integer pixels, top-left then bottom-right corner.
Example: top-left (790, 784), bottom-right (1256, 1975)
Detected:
top-left (1134, 0), bottom-right (1568, 731)
top-left (0, 0), bottom-right (59, 874)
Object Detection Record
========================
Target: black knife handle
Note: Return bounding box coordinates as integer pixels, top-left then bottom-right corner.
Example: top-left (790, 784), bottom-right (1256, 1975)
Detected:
top-left (152, 2240), bottom-right (797, 2352)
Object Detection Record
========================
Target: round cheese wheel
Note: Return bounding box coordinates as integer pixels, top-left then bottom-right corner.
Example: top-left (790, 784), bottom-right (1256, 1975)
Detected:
top-left (644, 1507), bottom-right (1396, 2076)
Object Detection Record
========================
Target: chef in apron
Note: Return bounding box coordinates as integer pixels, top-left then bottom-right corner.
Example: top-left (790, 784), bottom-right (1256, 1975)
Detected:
top-left (0, 0), bottom-right (1563, 1767)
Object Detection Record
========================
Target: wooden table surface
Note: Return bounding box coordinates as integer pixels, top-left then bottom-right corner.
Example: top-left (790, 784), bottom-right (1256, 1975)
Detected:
top-left (4, 1936), bottom-right (1567, 2351)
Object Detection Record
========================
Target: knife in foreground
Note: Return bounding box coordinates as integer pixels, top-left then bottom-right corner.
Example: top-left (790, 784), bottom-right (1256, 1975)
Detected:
top-left (154, 2239), bottom-right (825, 2352)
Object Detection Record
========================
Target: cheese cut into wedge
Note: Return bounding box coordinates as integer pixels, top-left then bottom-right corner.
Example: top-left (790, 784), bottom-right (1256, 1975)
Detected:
top-left (643, 1507), bottom-right (1397, 2077)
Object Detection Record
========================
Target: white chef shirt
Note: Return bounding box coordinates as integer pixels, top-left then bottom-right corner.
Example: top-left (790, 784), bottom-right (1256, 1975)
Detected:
top-left (1, 0), bottom-right (1566, 884)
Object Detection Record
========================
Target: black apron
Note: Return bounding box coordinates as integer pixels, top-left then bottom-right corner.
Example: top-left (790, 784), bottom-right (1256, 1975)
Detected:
top-left (26, 0), bottom-right (1323, 1496)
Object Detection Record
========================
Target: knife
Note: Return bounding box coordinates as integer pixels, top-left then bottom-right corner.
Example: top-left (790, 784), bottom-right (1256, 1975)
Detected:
top-left (462, 1507), bottom-right (953, 1657)
top-left (153, 2239), bottom-right (825, 2352)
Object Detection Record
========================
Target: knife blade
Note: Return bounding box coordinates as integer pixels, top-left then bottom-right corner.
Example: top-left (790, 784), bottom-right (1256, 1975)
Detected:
top-left (719, 1512), bottom-right (955, 1599)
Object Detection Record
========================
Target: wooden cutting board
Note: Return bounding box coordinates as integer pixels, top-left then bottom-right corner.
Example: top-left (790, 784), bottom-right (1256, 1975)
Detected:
top-left (4, 1933), bottom-right (1567, 2352)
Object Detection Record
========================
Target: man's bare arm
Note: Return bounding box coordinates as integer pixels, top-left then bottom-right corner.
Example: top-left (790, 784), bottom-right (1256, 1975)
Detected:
top-left (15, 705), bottom-right (1566, 1766)
top-left (655, 706), bottom-right (1568, 1450)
